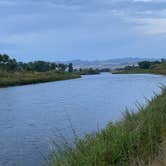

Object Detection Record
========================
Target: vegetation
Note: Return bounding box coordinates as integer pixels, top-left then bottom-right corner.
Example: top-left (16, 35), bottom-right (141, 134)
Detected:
top-left (113, 59), bottom-right (166, 75)
top-left (68, 63), bottom-right (74, 73)
top-left (74, 68), bottom-right (111, 75)
top-left (0, 54), bottom-right (72, 72)
top-left (99, 68), bottom-right (111, 72)
top-left (0, 54), bottom-right (80, 87)
top-left (74, 68), bottom-right (100, 75)
top-left (0, 53), bottom-right (107, 87)
top-left (50, 88), bottom-right (166, 166)
top-left (0, 71), bottom-right (80, 87)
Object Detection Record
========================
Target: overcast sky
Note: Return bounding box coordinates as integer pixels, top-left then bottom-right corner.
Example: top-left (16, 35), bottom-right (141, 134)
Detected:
top-left (1, 0), bottom-right (166, 61)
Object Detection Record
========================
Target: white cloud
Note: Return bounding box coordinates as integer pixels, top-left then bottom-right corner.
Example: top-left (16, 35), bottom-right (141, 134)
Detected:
top-left (133, 0), bottom-right (166, 2)
top-left (1, 0), bottom-right (166, 60)
top-left (133, 18), bottom-right (166, 35)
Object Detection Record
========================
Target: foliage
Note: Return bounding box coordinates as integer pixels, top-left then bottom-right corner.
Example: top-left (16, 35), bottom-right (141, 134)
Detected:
top-left (0, 54), bottom-right (81, 87)
top-left (99, 68), bottom-right (111, 72)
top-left (0, 54), bottom-right (70, 72)
top-left (0, 70), bottom-right (80, 87)
top-left (113, 59), bottom-right (166, 75)
top-left (50, 88), bottom-right (166, 166)
top-left (0, 54), bottom-right (17, 71)
top-left (68, 63), bottom-right (73, 73)
top-left (74, 68), bottom-right (100, 75)
top-left (138, 61), bottom-right (162, 69)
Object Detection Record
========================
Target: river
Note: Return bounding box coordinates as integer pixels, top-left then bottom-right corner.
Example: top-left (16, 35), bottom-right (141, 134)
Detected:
top-left (0, 73), bottom-right (166, 166)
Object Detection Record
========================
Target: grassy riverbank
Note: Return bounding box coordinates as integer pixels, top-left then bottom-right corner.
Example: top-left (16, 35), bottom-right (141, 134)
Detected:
top-left (112, 68), bottom-right (153, 74)
top-left (113, 61), bottom-right (166, 75)
top-left (0, 70), bottom-right (80, 87)
top-left (50, 88), bottom-right (166, 166)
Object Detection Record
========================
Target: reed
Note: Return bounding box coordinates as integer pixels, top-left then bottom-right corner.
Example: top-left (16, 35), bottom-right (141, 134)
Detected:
top-left (50, 88), bottom-right (166, 166)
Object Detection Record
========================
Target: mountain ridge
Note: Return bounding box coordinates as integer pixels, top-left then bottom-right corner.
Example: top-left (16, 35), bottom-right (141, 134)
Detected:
top-left (57, 57), bottom-right (158, 69)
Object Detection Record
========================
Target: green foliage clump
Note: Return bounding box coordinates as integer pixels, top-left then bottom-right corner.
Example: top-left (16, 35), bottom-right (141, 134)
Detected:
top-left (138, 61), bottom-right (160, 69)
top-left (68, 63), bottom-right (73, 73)
top-left (74, 68), bottom-right (100, 75)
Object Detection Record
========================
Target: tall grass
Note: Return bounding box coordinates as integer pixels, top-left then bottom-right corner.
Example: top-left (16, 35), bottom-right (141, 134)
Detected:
top-left (50, 88), bottom-right (166, 166)
top-left (0, 70), bottom-right (80, 87)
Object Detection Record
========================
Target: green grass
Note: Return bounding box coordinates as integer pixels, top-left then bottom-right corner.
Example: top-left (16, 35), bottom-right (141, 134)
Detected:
top-left (0, 70), bottom-right (81, 87)
top-left (50, 88), bottom-right (166, 166)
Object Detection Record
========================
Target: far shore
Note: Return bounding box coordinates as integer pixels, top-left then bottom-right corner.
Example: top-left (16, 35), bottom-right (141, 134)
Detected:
top-left (0, 71), bottom-right (81, 88)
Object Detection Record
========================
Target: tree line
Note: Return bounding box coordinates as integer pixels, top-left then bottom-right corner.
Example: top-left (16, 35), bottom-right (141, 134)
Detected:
top-left (0, 54), bottom-right (73, 72)
top-left (138, 59), bottom-right (166, 69)
top-left (119, 59), bottom-right (166, 71)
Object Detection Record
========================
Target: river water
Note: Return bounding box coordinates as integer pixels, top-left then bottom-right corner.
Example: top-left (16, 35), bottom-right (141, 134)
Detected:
top-left (0, 73), bottom-right (166, 166)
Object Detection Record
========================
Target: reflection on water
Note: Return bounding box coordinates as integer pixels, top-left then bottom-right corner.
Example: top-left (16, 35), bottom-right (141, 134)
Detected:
top-left (0, 73), bottom-right (166, 166)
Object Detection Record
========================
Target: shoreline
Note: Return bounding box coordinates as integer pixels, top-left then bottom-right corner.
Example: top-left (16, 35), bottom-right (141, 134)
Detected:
top-left (50, 78), bottom-right (166, 166)
top-left (0, 71), bottom-right (81, 88)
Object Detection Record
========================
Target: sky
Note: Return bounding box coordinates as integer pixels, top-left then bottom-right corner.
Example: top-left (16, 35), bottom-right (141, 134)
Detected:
top-left (1, 0), bottom-right (166, 61)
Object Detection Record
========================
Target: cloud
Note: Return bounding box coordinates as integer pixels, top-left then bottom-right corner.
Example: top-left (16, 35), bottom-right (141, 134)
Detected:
top-left (0, 0), bottom-right (166, 60)
top-left (133, 18), bottom-right (166, 35)
top-left (133, 0), bottom-right (166, 2)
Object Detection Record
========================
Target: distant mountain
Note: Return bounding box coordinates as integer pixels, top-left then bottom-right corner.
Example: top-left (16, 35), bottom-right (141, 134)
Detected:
top-left (58, 58), bottom-right (158, 69)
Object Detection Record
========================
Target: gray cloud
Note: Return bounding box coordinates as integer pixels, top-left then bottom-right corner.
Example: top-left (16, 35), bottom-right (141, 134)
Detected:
top-left (0, 0), bottom-right (166, 60)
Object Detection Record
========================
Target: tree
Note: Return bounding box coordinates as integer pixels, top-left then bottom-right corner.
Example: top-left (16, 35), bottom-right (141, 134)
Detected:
top-left (50, 63), bottom-right (57, 70)
top-left (138, 61), bottom-right (151, 69)
top-left (58, 64), bottom-right (67, 71)
top-left (161, 58), bottom-right (166, 63)
top-left (0, 53), bottom-right (71, 73)
top-left (68, 63), bottom-right (73, 73)
top-left (2, 54), bottom-right (10, 64)
top-left (0, 54), bottom-right (10, 70)
top-left (6, 59), bottom-right (17, 71)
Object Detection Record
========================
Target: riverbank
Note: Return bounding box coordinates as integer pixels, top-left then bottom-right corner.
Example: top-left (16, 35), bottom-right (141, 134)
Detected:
top-left (112, 62), bottom-right (166, 75)
top-left (74, 68), bottom-right (100, 75)
top-left (50, 88), bottom-right (166, 166)
top-left (0, 70), bottom-right (81, 87)
top-left (112, 68), bottom-right (166, 75)
top-left (112, 68), bottom-right (153, 74)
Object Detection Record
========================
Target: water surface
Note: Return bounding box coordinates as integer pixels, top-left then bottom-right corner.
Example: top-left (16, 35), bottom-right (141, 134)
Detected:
top-left (0, 73), bottom-right (166, 166)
